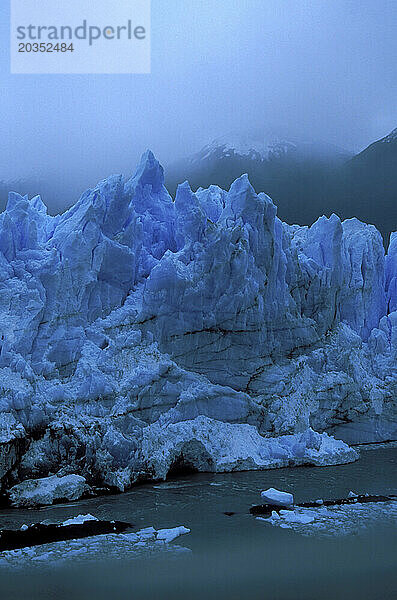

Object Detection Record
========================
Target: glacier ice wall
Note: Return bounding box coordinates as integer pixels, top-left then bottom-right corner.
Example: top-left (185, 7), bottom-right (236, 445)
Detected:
top-left (0, 151), bottom-right (396, 491)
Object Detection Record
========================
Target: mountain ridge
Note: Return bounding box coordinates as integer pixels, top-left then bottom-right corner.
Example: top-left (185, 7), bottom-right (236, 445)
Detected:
top-left (166, 128), bottom-right (397, 244)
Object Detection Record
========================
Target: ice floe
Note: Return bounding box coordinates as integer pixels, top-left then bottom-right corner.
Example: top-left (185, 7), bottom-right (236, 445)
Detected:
top-left (0, 524), bottom-right (191, 569)
top-left (257, 500), bottom-right (397, 537)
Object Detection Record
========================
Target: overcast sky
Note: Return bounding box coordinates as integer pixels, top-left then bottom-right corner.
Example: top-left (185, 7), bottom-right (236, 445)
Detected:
top-left (1, 0), bottom-right (396, 196)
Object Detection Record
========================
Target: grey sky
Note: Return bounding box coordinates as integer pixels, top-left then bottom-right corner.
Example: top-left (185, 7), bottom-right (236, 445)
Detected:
top-left (1, 0), bottom-right (396, 197)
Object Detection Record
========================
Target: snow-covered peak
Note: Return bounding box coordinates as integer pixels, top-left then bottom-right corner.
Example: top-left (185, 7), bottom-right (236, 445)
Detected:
top-left (192, 133), bottom-right (351, 164)
top-left (379, 128), bottom-right (397, 144)
top-left (194, 133), bottom-right (296, 163)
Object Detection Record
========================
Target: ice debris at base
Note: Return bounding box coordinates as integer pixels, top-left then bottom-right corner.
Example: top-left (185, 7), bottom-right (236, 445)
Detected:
top-left (0, 150), bottom-right (396, 495)
top-left (8, 475), bottom-right (89, 507)
top-left (258, 501), bottom-right (397, 537)
top-left (142, 417), bottom-right (357, 480)
top-left (260, 488), bottom-right (294, 507)
top-left (0, 524), bottom-right (191, 570)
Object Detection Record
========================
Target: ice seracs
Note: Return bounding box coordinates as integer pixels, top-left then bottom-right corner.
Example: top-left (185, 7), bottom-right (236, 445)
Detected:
top-left (0, 150), bottom-right (396, 499)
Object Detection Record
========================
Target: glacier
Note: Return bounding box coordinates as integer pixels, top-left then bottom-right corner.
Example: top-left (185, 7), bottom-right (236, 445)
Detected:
top-left (0, 150), bottom-right (396, 497)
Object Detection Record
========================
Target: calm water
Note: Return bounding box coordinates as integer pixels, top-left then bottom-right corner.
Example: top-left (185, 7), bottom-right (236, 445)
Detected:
top-left (0, 446), bottom-right (396, 599)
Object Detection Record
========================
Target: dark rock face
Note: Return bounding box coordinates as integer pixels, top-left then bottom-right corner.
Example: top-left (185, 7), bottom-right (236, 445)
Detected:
top-left (0, 435), bottom-right (27, 490)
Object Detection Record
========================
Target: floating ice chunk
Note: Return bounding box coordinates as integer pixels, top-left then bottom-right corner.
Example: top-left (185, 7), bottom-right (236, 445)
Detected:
top-left (62, 514), bottom-right (98, 526)
top-left (348, 491), bottom-right (358, 498)
top-left (121, 532), bottom-right (139, 543)
top-left (136, 526), bottom-right (157, 541)
top-left (275, 508), bottom-right (316, 524)
top-left (8, 474), bottom-right (89, 507)
top-left (133, 541), bottom-right (148, 548)
top-left (281, 511), bottom-right (315, 525)
top-left (258, 500), bottom-right (397, 538)
top-left (123, 525), bottom-right (191, 545)
top-left (269, 510), bottom-right (281, 520)
top-left (156, 526), bottom-right (191, 543)
top-left (260, 488), bottom-right (294, 507)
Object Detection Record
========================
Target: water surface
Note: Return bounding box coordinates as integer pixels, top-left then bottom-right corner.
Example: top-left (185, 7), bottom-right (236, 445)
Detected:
top-left (0, 446), bottom-right (396, 599)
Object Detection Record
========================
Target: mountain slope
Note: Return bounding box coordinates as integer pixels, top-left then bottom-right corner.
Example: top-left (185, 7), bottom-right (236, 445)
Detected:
top-left (166, 130), bottom-right (397, 243)
top-left (334, 128), bottom-right (397, 242)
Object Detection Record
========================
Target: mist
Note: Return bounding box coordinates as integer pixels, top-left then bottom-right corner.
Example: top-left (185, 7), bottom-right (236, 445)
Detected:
top-left (1, 0), bottom-right (396, 212)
